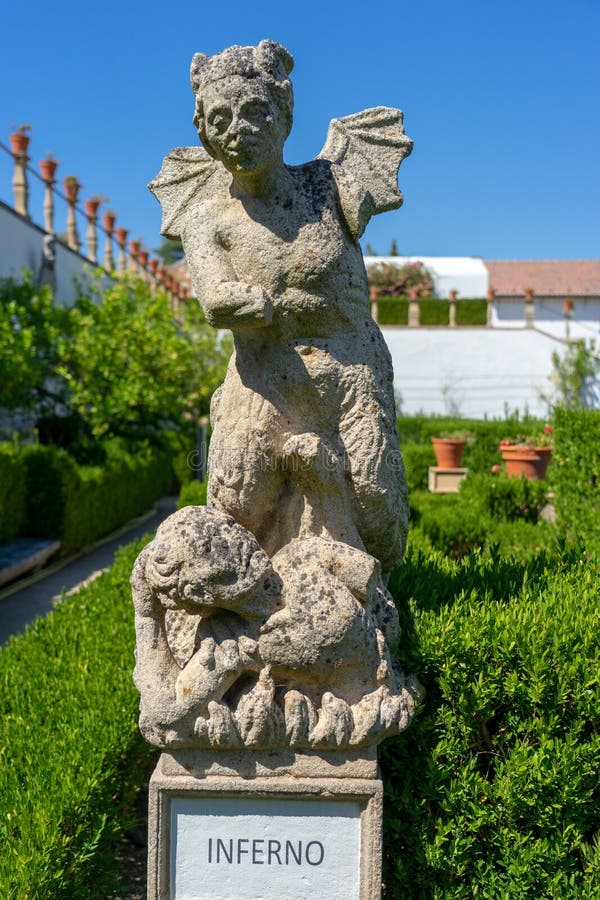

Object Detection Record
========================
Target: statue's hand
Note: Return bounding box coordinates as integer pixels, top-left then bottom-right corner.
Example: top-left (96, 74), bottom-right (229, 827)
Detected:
top-left (205, 283), bottom-right (273, 329)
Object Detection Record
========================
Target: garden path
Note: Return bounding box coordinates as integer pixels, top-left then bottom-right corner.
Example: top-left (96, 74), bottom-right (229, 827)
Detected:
top-left (0, 496), bottom-right (177, 645)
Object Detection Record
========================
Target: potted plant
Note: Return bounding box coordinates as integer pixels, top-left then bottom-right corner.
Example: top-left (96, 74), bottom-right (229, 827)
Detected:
top-left (102, 209), bottom-right (117, 232)
top-left (9, 124), bottom-right (32, 155)
top-left (129, 238), bottom-right (141, 258)
top-left (138, 249), bottom-right (149, 267)
top-left (39, 152), bottom-right (58, 182)
top-left (63, 175), bottom-right (81, 202)
top-left (431, 430), bottom-right (474, 468)
top-left (84, 194), bottom-right (107, 218)
top-left (498, 425), bottom-right (553, 480)
top-left (148, 258), bottom-right (159, 275)
top-left (115, 226), bottom-right (128, 246)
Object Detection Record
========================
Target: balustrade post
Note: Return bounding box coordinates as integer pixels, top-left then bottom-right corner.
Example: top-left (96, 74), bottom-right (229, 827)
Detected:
top-left (39, 157), bottom-right (58, 234)
top-left (408, 288), bottom-right (420, 328)
top-left (63, 177), bottom-right (81, 251)
top-left (486, 288), bottom-right (495, 327)
top-left (10, 131), bottom-right (31, 218)
top-left (129, 240), bottom-right (141, 275)
top-left (102, 212), bottom-right (116, 270)
top-left (448, 290), bottom-right (458, 327)
top-left (115, 228), bottom-right (128, 271)
top-left (524, 288), bottom-right (535, 328)
top-left (148, 258), bottom-right (159, 293)
top-left (138, 250), bottom-right (149, 282)
top-left (85, 199), bottom-right (101, 263)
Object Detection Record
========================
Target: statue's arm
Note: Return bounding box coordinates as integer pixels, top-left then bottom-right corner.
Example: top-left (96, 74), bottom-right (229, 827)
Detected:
top-left (186, 224), bottom-right (273, 330)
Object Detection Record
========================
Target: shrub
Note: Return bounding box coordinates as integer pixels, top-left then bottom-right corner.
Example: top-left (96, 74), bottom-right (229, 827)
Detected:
top-left (368, 261), bottom-right (434, 298)
top-left (0, 540), bottom-right (157, 898)
top-left (553, 407), bottom-right (600, 554)
top-left (20, 441), bottom-right (172, 552)
top-left (0, 445), bottom-right (26, 543)
top-left (177, 479), bottom-right (207, 508)
top-left (382, 546), bottom-right (600, 898)
top-left (402, 441), bottom-right (436, 492)
top-left (413, 492), bottom-right (489, 559)
top-left (460, 472), bottom-right (549, 523)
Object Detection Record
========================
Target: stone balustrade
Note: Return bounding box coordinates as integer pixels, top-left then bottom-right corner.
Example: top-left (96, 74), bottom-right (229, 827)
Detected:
top-left (2, 128), bottom-right (181, 306)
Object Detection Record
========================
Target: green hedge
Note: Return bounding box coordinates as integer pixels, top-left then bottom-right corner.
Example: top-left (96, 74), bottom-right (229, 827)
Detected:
top-left (0, 540), bottom-right (156, 898)
top-left (177, 479), bottom-right (208, 508)
top-left (377, 297), bottom-right (488, 327)
top-left (382, 546), bottom-right (600, 897)
top-left (20, 441), bottom-right (172, 553)
top-left (0, 446), bottom-right (26, 543)
top-left (553, 407), bottom-right (600, 554)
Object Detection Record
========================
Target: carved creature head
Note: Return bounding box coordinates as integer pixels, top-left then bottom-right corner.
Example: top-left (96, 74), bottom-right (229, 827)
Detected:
top-left (190, 40), bottom-right (294, 171)
top-left (135, 506), bottom-right (281, 621)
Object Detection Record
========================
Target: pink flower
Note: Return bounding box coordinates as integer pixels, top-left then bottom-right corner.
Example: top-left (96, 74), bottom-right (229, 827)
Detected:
top-left (544, 424), bottom-right (553, 434)
top-left (491, 464), bottom-right (501, 474)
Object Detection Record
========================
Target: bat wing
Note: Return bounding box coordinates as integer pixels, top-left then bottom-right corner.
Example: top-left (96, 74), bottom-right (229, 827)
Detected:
top-left (149, 146), bottom-right (229, 240)
top-left (318, 107), bottom-right (413, 237)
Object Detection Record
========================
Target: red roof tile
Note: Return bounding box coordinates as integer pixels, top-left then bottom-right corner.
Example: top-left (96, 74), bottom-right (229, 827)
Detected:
top-left (485, 260), bottom-right (600, 297)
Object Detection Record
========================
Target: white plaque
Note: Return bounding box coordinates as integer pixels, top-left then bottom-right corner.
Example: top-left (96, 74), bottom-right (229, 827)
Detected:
top-left (170, 795), bottom-right (362, 900)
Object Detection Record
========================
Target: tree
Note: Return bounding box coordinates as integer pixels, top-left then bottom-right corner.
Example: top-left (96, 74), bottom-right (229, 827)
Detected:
top-left (0, 274), bottom-right (69, 414)
top-left (57, 274), bottom-right (231, 439)
top-left (154, 238), bottom-right (184, 265)
top-left (388, 238), bottom-right (399, 256)
top-left (364, 243), bottom-right (378, 256)
top-left (543, 339), bottom-right (600, 410)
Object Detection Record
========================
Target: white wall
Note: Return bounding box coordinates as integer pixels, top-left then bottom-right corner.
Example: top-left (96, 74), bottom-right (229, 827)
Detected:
top-left (0, 201), bottom-right (101, 306)
top-left (493, 296), bottom-right (600, 341)
top-left (382, 326), bottom-right (598, 418)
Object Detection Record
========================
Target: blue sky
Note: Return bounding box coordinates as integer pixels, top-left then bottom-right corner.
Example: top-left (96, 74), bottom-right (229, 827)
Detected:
top-left (1, 0), bottom-right (598, 261)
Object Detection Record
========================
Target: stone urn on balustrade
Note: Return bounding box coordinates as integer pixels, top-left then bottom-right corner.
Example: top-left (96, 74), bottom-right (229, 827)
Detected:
top-left (431, 436), bottom-right (466, 468)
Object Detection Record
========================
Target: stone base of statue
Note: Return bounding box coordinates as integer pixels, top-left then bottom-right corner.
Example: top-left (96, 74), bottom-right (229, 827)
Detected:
top-left (148, 749), bottom-right (383, 900)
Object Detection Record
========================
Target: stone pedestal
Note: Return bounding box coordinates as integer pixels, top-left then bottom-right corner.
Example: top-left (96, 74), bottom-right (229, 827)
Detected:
top-left (148, 750), bottom-right (383, 899)
top-left (428, 466), bottom-right (468, 493)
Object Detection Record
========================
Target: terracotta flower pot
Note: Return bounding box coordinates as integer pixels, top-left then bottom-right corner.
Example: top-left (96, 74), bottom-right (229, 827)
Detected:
top-left (102, 214), bottom-right (116, 232)
top-left (115, 227), bottom-right (128, 246)
top-left (499, 444), bottom-right (551, 480)
top-left (431, 437), bottom-right (466, 468)
top-left (9, 132), bottom-right (30, 155)
top-left (138, 250), bottom-right (149, 267)
top-left (148, 259), bottom-right (159, 275)
top-left (129, 240), bottom-right (141, 257)
top-left (63, 179), bottom-right (80, 202)
top-left (85, 199), bottom-right (100, 217)
top-left (39, 159), bottom-right (58, 182)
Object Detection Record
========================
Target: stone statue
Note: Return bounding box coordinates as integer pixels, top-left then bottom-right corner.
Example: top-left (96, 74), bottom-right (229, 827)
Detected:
top-left (133, 39), bottom-right (420, 753)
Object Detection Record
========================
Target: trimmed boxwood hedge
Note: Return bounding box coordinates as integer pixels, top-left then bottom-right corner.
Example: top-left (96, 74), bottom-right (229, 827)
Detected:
top-left (553, 407), bottom-right (600, 554)
top-left (0, 540), bottom-right (157, 899)
top-left (382, 545), bottom-right (600, 898)
top-left (0, 440), bottom-right (173, 554)
top-left (0, 447), bottom-right (26, 543)
top-left (377, 296), bottom-right (488, 327)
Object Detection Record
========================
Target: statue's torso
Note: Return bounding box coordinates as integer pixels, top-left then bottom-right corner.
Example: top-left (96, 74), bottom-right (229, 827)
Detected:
top-left (184, 161), bottom-right (371, 343)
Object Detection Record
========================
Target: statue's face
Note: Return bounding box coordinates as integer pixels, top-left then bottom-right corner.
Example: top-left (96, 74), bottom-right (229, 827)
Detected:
top-left (201, 75), bottom-right (286, 175)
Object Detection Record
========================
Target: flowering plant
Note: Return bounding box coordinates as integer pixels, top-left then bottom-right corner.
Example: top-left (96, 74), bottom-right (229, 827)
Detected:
top-left (499, 424), bottom-right (554, 450)
top-left (368, 261), bottom-right (434, 298)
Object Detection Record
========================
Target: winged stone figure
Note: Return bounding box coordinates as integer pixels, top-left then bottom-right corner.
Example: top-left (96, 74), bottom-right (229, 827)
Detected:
top-left (136, 40), bottom-right (419, 752)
